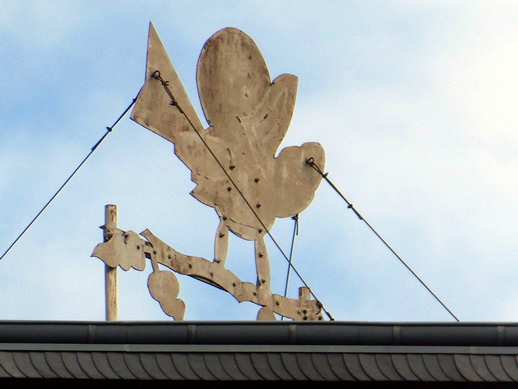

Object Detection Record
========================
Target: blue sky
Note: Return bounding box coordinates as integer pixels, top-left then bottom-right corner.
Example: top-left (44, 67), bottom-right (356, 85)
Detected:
top-left (0, 1), bottom-right (517, 322)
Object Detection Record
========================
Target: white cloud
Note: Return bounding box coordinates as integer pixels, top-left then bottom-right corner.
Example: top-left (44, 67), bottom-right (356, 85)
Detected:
top-left (0, 1), bottom-right (84, 49)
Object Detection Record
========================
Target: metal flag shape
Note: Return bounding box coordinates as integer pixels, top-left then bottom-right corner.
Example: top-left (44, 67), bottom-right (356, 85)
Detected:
top-left (92, 23), bottom-right (326, 321)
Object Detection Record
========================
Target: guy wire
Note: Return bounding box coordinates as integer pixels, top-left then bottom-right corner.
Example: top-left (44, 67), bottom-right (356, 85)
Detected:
top-left (281, 214), bottom-right (299, 321)
top-left (0, 93), bottom-right (139, 261)
top-left (283, 214), bottom-right (299, 298)
top-left (306, 158), bottom-right (460, 322)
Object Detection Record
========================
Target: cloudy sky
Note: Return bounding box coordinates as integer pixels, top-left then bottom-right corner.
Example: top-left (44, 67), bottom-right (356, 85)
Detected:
top-left (0, 1), bottom-right (516, 323)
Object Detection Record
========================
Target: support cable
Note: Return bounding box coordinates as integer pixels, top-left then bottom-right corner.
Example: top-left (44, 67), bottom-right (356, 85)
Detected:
top-left (0, 93), bottom-right (139, 262)
top-left (283, 214), bottom-right (299, 298)
top-left (281, 214), bottom-right (299, 321)
top-left (152, 71), bottom-right (334, 321)
top-left (306, 158), bottom-right (460, 322)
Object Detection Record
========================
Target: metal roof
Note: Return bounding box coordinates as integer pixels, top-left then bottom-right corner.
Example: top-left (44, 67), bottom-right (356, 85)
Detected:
top-left (1, 321), bottom-right (518, 385)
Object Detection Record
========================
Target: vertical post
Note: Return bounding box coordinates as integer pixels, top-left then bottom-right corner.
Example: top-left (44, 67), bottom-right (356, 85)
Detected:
top-left (104, 204), bottom-right (118, 321)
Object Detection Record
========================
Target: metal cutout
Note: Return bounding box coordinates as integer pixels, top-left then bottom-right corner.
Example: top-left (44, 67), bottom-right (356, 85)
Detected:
top-left (92, 24), bottom-right (326, 321)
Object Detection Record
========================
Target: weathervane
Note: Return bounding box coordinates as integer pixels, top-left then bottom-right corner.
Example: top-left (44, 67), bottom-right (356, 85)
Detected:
top-left (92, 23), bottom-right (326, 321)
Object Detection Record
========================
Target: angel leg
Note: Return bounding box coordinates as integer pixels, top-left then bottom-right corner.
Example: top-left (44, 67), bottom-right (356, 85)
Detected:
top-left (255, 236), bottom-right (275, 320)
top-left (254, 236), bottom-right (271, 296)
top-left (214, 221), bottom-right (229, 265)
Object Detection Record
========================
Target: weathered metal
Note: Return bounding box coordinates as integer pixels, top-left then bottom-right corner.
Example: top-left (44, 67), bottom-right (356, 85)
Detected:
top-left (103, 204), bottom-right (119, 321)
top-left (92, 225), bottom-right (322, 321)
top-left (92, 24), bottom-right (326, 321)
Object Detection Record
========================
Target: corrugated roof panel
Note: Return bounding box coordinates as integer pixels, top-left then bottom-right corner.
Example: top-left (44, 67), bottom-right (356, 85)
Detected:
top-left (469, 354), bottom-right (497, 381)
top-left (76, 352), bottom-right (105, 379)
top-left (485, 355), bottom-right (512, 381)
top-left (422, 354), bottom-right (449, 381)
top-left (500, 355), bottom-right (518, 380)
top-left (280, 353), bottom-right (310, 380)
top-left (343, 354), bottom-right (371, 380)
top-left (203, 353), bottom-right (233, 380)
top-left (375, 354), bottom-right (402, 380)
top-left (170, 353), bottom-right (200, 380)
top-left (13, 352), bottom-right (41, 378)
top-left (0, 365), bottom-right (11, 379)
top-left (438, 354), bottom-right (465, 381)
top-left (359, 353), bottom-right (388, 381)
top-left (122, 353), bottom-right (153, 380)
top-left (234, 353), bottom-right (264, 380)
top-left (391, 354), bottom-right (420, 381)
top-left (2, 322), bottom-right (518, 383)
top-left (29, 352), bottom-right (58, 378)
top-left (0, 351), bottom-right (24, 378)
top-left (2, 350), bottom-right (518, 382)
top-left (250, 353), bottom-right (280, 380)
top-left (154, 353), bottom-right (184, 380)
top-left (311, 354), bottom-right (342, 381)
top-left (137, 353), bottom-right (169, 380)
top-left (106, 352), bottom-right (138, 379)
top-left (327, 353), bottom-right (355, 380)
top-left (294, 353), bottom-right (323, 380)
top-left (91, 352), bottom-right (119, 379)
top-left (406, 354), bottom-right (436, 381)
top-left (61, 352), bottom-right (90, 379)
top-left (265, 353), bottom-right (293, 380)
top-left (75, 352), bottom-right (106, 379)
top-left (186, 353), bottom-right (216, 380)
top-left (217, 353), bottom-right (249, 380)
top-left (43, 352), bottom-right (74, 379)
top-left (453, 354), bottom-right (482, 381)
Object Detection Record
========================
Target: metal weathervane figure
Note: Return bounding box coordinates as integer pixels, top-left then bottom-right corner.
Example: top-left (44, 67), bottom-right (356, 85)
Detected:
top-left (92, 23), bottom-right (326, 321)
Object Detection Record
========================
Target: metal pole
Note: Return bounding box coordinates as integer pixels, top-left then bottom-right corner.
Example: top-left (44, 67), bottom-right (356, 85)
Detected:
top-left (104, 204), bottom-right (118, 321)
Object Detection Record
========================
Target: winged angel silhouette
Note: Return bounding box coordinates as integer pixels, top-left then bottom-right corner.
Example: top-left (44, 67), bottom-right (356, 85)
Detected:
top-left (93, 24), bottom-right (326, 320)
